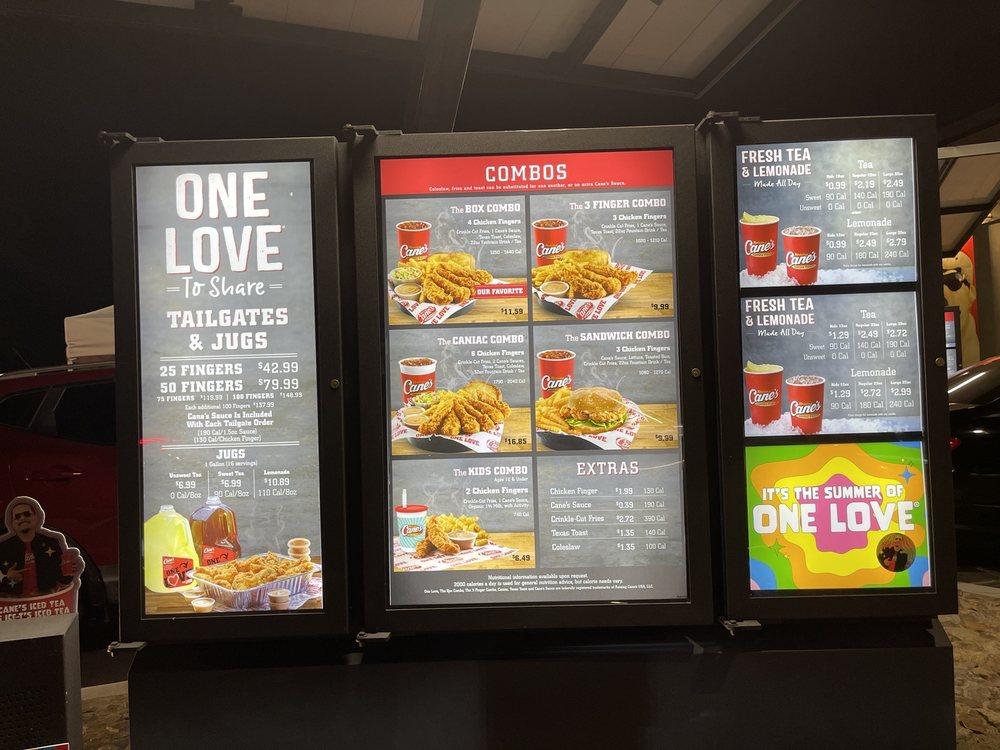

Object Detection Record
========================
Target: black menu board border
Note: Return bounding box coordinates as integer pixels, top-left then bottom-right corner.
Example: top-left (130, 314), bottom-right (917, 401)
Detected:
top-left (112, 137), bottom-right (352, 642)
top-left (709, 115), bottom-right (957, 620)
top-left (353, 126), bottom-right (714, 633)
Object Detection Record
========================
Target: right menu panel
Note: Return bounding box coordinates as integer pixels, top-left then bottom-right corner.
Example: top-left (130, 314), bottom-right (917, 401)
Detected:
top-left (734, 136), bottom-right (933, 595)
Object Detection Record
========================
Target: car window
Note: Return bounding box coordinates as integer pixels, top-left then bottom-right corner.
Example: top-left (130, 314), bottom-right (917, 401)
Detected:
top-left (0, 390), bottom-right (45, 428)
top-left (53, 381), bottom-right (116, 445)
top-left (948, 363), bottom-right (1000, 406)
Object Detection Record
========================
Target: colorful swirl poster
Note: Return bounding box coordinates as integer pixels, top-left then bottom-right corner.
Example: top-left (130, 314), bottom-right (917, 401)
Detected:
top-left (746, 442), bottom-right (931, 591)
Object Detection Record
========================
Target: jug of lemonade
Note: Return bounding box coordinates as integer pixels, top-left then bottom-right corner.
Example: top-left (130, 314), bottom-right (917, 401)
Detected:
top-left (144, 505), bottom-right (199, 593)
top-left (189, 496), bottom-right (241, 566)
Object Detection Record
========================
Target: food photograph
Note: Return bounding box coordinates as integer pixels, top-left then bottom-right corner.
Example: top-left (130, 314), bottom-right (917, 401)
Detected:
top-left (532, 323), bottom-right (680, 451)
top-left (528, 191), bottom-right (675, 322)
top-left (384, 196), bottom-right (529, 326)
top-left (389, 326), bottom-right (532, 455)
top-left (142, 497), bottom-right (322, 615)
top-left (390, 457), bottom-right (536, 574)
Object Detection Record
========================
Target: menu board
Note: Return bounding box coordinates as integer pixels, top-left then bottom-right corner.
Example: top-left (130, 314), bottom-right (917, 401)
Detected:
top-left (742, 291), bottom-right (922, 436)
top-left (379, 150), bottom-right (687, 606)
top-left (737, 138), bottom-right (917, 287)
top-left (135, 163), bottom-right (323, 616)
top-left (734, 137), bottom-right (932, 594)
top-left (746, 442), bottom-right (931, 591)
top-left (944, 307), bottom-right (961, 376)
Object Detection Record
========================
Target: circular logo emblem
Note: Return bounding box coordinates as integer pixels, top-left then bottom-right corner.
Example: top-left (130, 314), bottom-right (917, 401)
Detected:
top-left (876, 533), bottom-right (916, 573)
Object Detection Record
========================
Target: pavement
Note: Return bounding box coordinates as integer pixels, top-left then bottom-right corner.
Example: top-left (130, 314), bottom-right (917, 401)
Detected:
top-left (950, 567), bottom-right (1000, 747)
top-left (80, 580), bottom-right (1000, 748)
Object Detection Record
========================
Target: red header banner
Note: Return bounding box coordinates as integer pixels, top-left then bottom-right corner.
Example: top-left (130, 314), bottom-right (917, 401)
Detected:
top-left (380, 149), bottom-right (673, 196)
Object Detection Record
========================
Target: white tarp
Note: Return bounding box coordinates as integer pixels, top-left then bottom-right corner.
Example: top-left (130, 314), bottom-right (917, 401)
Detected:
top-left (64, 305), bottom-right (114, 363)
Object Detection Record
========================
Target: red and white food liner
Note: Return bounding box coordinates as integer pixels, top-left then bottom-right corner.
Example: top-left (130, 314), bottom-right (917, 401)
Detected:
top-left (536, 398), bottom-right (644, 450)
top-left (391, 410), bottom-right (505, 453)
top-left (532, 263), bottom-right (652, 320)
top-left (388, 279), bottom-right (527, 326)
top-left (211, 575), bottom-right (323, 613)
top-left (392, 539), bottom-right (519, 572)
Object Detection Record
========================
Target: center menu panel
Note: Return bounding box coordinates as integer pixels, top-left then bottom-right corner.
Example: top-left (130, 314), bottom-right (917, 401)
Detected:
top-left (378, 150), bottom-right (687, 606)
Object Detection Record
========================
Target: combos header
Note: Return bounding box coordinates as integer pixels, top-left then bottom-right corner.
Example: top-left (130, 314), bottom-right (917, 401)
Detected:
top-left (380, 150), bottom-right (674, 196)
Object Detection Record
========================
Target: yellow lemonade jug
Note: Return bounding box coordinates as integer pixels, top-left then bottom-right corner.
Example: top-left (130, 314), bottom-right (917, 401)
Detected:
top-left (144, 505), bottom-right (199, 593)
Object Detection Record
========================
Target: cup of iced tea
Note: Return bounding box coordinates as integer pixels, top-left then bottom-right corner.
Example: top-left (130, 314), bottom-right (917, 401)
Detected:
top-left (60, 550), bottom-right (77, 577)
top-left (399, 357), bottom-right (436, 405)
top-left (744, 361), bottom-right (783, 427)
top-left (782, 226), bottom-right (821, 285)
top-left (396, 220), bottom-right (431, 262)
top-left (740, 212), bottom-right (779, 277)
top-left (532, 219), bottom-right (568, 266)
top-left (537, 349), bottom-right (575, 398)
top-left (787, 375), bottom-right (825, 434)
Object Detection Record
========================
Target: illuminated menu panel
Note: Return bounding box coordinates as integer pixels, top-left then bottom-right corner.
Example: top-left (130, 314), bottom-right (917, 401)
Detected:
top-left (735, 138), bottom-right (932, 593)
top-left (379, 150), bottom-right (687, 606)
top-left (738, 138), bottom-right (917, 288)
top-left (135, 163), bottom-right (323, 617)
top-left (944, 308), bottom-right (960, 376)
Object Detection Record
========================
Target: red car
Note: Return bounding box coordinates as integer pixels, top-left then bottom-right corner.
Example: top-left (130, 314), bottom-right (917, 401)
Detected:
top-left (0, 361), bottom-right (116, 635)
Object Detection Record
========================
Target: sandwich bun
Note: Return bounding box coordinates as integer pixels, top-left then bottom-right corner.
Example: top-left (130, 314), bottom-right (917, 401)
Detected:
top-left (559, 387), bottom-right (628, 433)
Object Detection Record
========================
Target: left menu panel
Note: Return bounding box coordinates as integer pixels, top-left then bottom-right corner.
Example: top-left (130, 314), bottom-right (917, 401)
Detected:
top-left (135, 163), bottom-right (323, 617)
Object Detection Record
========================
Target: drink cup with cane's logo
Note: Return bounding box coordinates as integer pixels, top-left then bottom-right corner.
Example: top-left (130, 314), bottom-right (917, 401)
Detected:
top-left (744, 361), bottom-right (783, 426)
top-left (782, 226), bottom-right (822, 285)
top-left (395, 503), bottom-right (428, 552)
top-left (787, 375), bottom-right (825, 434)
top-left (740, 213), bottom-right (779, 277)
top-left (396, 220), bottom-right (431, 261)
top-left (60, 550), bottom-right (76, 577)
top-left (532, 219), bottom-right (568, 266)
top-left (399, 357), bottom-right (436, 405)
top-left (537, 349), bottom-right (575, 398)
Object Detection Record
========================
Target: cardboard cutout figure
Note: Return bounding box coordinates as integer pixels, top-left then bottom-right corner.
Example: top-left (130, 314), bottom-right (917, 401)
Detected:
top-left (0, 496), bottom-right (85, 621)
top-left (943, 247), bottom-right (980, 366)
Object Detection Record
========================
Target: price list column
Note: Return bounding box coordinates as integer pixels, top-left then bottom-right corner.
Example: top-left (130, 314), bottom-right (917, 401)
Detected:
top-left (525, 151), bottom-right (686, 590)
top-left (534, 455), bottom-right (682, 568)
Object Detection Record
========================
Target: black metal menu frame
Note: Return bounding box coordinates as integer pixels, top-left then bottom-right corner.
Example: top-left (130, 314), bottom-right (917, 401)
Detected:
top-left (709, 116), bottom-right (957, 620)
top-left (353, 126), bottom-right (714, 632)
top-left (111, 137), bottom-right (351, 641)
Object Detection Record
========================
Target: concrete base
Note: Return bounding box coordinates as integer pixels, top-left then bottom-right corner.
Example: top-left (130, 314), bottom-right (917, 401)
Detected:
top-left (129, 620), bottom-right (955, 749)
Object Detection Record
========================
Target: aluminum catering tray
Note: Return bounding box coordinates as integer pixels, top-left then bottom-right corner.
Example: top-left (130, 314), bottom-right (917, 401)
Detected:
top-left (192, 554), bottom-right (321, 610)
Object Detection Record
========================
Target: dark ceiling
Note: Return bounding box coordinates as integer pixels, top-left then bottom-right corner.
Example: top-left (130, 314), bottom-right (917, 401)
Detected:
top-left (1, 0), bottom-right (999, 367)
